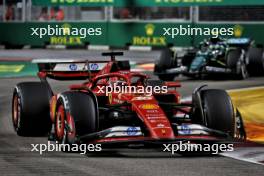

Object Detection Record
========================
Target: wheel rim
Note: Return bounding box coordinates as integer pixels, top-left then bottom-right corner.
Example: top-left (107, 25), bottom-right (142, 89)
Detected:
top-left (56, 105), bottom-right (65, 141)
top-left (66, 113), bottom-right (76, 144)
top-left (12, 94), bottom-right (21, 130)
top-left (240, 63), bottom-right (248, 79)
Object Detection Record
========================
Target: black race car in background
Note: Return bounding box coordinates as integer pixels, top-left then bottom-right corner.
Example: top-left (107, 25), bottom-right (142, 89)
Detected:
top-left (154, 38), bottom-right (264, 81)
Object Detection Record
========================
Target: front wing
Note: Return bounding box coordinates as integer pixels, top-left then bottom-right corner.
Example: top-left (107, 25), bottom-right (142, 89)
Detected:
top-left (78, 124), bottom-right (233, 148)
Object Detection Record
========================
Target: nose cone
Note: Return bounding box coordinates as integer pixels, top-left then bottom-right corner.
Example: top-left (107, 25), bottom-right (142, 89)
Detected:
top-left (132, 100), bottom-right (175, 139)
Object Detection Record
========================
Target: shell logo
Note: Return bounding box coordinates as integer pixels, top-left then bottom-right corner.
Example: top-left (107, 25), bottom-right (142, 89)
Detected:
top-left (139, 103), bottom-right (159, 110)
top-left (234, 25), bottom-right (243, 38)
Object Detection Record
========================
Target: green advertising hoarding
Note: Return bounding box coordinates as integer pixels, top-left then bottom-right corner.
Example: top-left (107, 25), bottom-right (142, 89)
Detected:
top-left (32, 0), bottom-right (264, 6)
top-left (1, 22), bottom-right (264, 47)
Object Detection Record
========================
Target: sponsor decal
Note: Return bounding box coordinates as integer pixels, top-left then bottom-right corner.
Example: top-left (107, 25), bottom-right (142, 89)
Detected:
top-left (90, 63), bottom-right (99, 70)
top-left (113, 98), bottom-right (124, 104)
top-left (54, 63), bottom-right (84, 71)
top-left (69, 63), bottom-right (78, 71)
top-left (139, 104), bottom-right (159, 110)
top-left (50, 36), bottom-right (82, 45)
top-left (126, 127), bottom-right (138, 136)
top-left (146, 113), bottom-right (163, 116)
top-left (181, 124), bottom-right (191, 135)
top-left (147, 115), bottom-right (165, 120)
top-left (132, 24), bottom-right (166, 46)
top-left (132, 96), bottom-right (152, 101)
top-left (146, 109), bottom-right (159, 113)
top-left (157, 123), bottom-right (165, 128)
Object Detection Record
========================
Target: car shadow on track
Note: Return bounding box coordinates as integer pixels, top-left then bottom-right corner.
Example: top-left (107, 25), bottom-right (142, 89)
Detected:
top-left (86, 149), bottom-right (222, 159)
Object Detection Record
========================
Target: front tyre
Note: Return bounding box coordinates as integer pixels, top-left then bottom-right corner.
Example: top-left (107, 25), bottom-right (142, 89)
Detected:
top-left (154, 48), bottom-right (177, 81)
top-left (201, 89), bottom-right (235, 136)
top-left (55, 91), bottom-right (98, 145)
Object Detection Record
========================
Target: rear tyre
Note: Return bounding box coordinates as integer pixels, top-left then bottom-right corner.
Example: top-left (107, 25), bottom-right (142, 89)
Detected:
top-left (154, 48), bottom-right (176, 81)
top-left (55, 91), bottom-right (98, 145)
top-left (159, 48), bottom-right (174, 69)
top-left (201, 89), bottom-right (235, 136)
top-left (12, 82), bottom-right (52, 136)
top-left (248, 47), bottom-right (264, 76)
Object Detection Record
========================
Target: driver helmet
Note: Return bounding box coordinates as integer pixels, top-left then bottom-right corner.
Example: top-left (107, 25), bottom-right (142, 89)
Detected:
top-left (209, 37), bottom-right (222, 44)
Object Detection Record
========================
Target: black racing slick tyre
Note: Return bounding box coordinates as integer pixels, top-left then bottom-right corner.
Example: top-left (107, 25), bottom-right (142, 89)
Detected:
top-left (227, 49), bottom-right (241, 68)
top-left (154, 48), bottom-right (176, 81)
top-left (55, 91), bottom-right (98, 144)
top-left (12, 82), bottom-right (52, 136)
top-left (201, 89), bottom-right (235, 136)
top-left (248, 47), bottom-right (264, 76)
top-left (159, 48), bottom-right (174, 69)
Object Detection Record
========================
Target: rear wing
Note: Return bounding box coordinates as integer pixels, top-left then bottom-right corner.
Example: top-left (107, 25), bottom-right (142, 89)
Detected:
top-left (33, 59), bottom-right (108, 80)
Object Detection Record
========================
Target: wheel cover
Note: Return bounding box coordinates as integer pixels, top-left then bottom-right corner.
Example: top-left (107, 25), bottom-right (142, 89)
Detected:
top-left (56, 105), bottom-right (65, 141)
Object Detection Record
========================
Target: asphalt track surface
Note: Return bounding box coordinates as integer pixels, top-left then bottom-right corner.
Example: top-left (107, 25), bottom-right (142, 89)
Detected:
top-left (0, 50), bottom-right (264, 175)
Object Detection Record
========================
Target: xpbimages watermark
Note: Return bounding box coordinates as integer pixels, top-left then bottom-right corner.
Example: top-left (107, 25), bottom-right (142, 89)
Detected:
top-left (30, 141), bottom-right (102, 155)
top-left (96, 83), bottom-right (168, 96)
top-left (163, 25), bottom-right (234, 38)
top-left (163, 141), bottom-right (234, 155)
top-left (31, 25), bottom-right (102, 39)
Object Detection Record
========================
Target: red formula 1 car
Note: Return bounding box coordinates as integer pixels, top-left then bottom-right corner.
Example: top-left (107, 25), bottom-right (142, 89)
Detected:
top-left (12, 52), bottom-right (243, 148)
